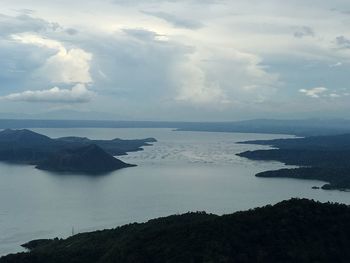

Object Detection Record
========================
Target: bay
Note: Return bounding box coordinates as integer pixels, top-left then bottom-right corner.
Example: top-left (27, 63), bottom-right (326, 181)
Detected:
top-left (0, 128), bottom-right (349, 256)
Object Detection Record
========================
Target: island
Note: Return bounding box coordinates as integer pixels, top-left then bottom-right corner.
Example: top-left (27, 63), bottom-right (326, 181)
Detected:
top-left (0, 129), bottom-right (156, 174)
top-left (237, 134), bottom-right (350, 190)
top-left (36, 144), bottom-right (136, 174)
top-left (1, 198), bottom-right (350, 262)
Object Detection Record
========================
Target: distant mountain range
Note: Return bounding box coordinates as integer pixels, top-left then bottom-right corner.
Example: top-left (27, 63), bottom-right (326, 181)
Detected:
top-left (0, 129), bottom-right (156, 174)
top-left (1, 118), bottom-right (350, 136)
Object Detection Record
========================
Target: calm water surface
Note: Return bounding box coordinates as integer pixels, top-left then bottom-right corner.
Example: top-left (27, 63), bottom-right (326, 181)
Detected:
top-left (0, 128), bottom-right (349, 255)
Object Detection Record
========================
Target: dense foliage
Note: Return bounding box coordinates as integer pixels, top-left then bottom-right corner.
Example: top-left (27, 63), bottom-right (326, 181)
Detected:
top-left (237, 134), bottom-right (350, 190)
top-left (1, 199), bottom-right (350, 263)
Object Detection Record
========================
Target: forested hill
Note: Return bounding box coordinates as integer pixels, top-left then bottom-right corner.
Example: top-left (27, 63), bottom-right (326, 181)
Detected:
top-left (1, 199), bottom-right (350, 263)
top-left (238, 133), bottom-right (350, 150)
top-left (237, 134), bottom-right (350, 190)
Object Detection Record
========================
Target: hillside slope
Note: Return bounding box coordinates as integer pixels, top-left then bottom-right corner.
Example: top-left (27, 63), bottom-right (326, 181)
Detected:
top-left (2, 199), bottom-right (350, 263)
top-left (36, 144), bottom-right (135, 174)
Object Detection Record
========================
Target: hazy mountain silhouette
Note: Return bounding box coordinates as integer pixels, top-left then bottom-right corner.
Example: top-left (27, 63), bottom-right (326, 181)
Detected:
top-left (2, 118), bottom-right (350, 136)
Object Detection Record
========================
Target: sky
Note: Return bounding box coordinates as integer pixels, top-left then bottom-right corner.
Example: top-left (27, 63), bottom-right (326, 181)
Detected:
top-left (0, 0), bottom-right (350, 121)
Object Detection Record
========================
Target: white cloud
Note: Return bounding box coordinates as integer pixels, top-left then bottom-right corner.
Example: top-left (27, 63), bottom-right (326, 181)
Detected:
top-left (299, 87), bottom-right (346, 99)
top-left (1, 1), bottom-right (350, 119)
top-left (329, 93), bottom-right (340, 98)
top-left (1, 84), bottom-right (93, 103)
top-left (3, 33), bottom-right (94, 105)
top-left (175, 60), bottom-right (228, 104)
top-left (299, 87), bottom-right (328, 98)
top-left (329, 62), bottom-right (342, 67)
top-left (11, 33), bottom-right (92, 84)
top-left (175, 47), bottom-right (278, 105)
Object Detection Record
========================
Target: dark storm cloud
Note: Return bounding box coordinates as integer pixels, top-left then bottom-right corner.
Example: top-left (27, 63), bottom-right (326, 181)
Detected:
top-left (335, 36), bottom-right (350, 49)
top-left (293, 26), bottom-right (315, 38)
top-left (122, 28), bottom-right (161, 40)
top-left (0, 13), bottom-right (59, 36)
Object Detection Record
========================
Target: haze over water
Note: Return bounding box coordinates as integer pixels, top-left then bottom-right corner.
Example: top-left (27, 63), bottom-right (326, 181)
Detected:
top-left (0, 128), bottom-right (349, 256)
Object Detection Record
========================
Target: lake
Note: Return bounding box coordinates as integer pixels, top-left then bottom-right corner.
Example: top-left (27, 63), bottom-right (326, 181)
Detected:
top-left (1, 128), bottom-right (349, 256)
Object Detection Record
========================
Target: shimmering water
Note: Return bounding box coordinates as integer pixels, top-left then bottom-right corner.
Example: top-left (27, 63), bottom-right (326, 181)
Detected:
top-left (0, 128), bottom-right (349, 256)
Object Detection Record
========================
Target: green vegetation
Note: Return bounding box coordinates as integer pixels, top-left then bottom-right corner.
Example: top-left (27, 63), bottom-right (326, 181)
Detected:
top-left (237, 134), bottom-right (350, 190)
top-left (1, 199), bottom-right (350, 263)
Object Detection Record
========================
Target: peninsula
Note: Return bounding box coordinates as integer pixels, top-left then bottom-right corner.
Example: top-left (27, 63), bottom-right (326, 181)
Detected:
top-left (237, 134), bottom-right (350, 190)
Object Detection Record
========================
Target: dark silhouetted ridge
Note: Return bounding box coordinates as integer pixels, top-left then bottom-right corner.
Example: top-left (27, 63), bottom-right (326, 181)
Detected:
top-left (36, 144), bottom-right (135, 174)
top-left (237, 133), bottom-right (350, 190)
top-left (0, 129), bottom-right (52, 145)
top-left (1, 199), bottom-right (350, 263)
top-left (0, 129), bottom-right (155, 173)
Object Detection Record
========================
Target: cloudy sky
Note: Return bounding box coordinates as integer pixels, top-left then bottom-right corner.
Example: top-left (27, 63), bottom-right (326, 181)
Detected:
top-left (0, 0), bottom-right (350, 121)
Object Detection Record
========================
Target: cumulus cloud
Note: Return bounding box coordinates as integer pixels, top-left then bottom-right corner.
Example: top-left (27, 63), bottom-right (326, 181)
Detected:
top-left (1, 84), bottom-right (93, 103)
top-left (11, 33), bottom-right (92, 84)
top-left (299, 87), bottom-right (328, 98)
top-left (175, 47), bottom-right (278, 105)
top-left (175, 60), bottom-right (227, 104)
top-left (1, 1), bottom-right (350, 119)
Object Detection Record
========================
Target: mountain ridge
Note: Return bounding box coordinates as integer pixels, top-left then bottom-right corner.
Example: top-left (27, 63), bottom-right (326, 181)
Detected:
top-left (1, 198), bottom-right (350, 263)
